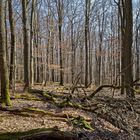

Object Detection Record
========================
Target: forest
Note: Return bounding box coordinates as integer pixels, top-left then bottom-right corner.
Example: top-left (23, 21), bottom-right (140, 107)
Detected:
top-left (0, 0), bottom-right (140, 139)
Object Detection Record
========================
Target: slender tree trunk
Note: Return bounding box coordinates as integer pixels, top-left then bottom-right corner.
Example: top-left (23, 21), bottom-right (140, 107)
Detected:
top-left (30, 0), bottom-right (36, 87)
top-left (58, 0), bottom-right (63, 85)
top-left (88, 26), bottom-right (92, 84)
top-left (135, 24), bottom-right (140, 89)
top-left (8, 0), bottom-right (16, 89)
top-left (85, 0), bottom-right (90, 87)
top-left (71, 21), bottom-right (75, 83)
top-left (36, 33), bottom-right (39, 83)
top-left (22, 0), bottom-right (30, 89)
top-left (118, 0), bottom-right (125, 94)
top-left (5, 1), bottom-right (9, 65)
top-left (50, 27), bottom-right (54, 82)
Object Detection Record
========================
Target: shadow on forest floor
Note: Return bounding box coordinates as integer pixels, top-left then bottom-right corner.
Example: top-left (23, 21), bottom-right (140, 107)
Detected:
top-left (0, 127), bottom-right (131, 140)
top-left (0, 83), bottom-right (140, 140)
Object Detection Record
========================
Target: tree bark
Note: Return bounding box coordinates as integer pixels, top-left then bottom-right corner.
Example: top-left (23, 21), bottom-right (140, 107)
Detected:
top-left (118, 0), bottom-right (125, 94)
top-left (30, 0), bottom-right (36, 87)
top-left (57, 0), bottom-right (64, 86)
top-left (22, 0), bottom-right (30, 90)
top-left (123, 0), bottom-right (134, 98)
top-left (0, 0), bottom-right (11, 106)
top-left (8, 0), bottom-right (16, 89)
top-left (84, 0), bottom-right (89, 87)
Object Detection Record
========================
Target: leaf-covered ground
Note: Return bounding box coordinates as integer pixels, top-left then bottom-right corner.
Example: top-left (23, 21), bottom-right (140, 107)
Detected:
top-left (0, 82), bottom-right (140, 140)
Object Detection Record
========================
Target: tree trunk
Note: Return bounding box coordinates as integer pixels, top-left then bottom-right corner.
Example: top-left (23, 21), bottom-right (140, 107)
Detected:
top-left (8, 0), bottom-right (16, 89)
top-left (71, 21), bottom-right (75, 83)
top-left (135, 19), bottom-right (140, 89)
top-left (0, 0), bottom-right (11, 106)
top-left (30, 0), bottom-right (36, 87)
top-left (124, 0), bottom-right (134, 98)
top-left (4, 1), bottom-right (9, 65)
top-left (57, 0), bottom-right (63, 86)
top-left (84, 0), bottom-right (89, 87)
top-left (119, 0), bottom-right (125, 94)
top-left (22, 0), bottom-right (30, 90)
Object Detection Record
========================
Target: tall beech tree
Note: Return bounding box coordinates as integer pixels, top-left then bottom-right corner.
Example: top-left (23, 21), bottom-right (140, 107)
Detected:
top-left (8, 0), bottom-right (16, 88)
top-left (57, 0), bottom-right (64, 86)
top-left (0, 0), bottom-right (11, 106)
top-left (123, 0), bottom-right (134, 98)
top-left (22, 0), bottom-right (30, 89)
top-left (30, 0), bottom-right (36, 87)
top-left (118, 0), bottom-right (134, 97)
top-left (118, 0), bottom-right (125, 94)
top-left (84, 0), bottom-right (90, 87)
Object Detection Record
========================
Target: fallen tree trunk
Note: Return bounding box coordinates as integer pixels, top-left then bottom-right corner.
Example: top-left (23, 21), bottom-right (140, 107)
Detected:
top-left (87, 85), bottom-right (121, 99)
top-left (0, 106), bottom-right (91, 122)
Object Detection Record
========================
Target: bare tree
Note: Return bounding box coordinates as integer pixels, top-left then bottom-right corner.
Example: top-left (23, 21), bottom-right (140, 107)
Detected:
top-left (123, 0), bottom-right (134, 98)
top-left (84, 0), bottom-right (90, 87)
top-left (30, 0), bottom-right (36, 87)
top-left (22, 0), bottom-right (30, 89)
top-left (8, 0), bottom-right (16, 89)
top-left (0, 0), bottom-right (11, 106)
top-left (57, 0), bottom-right (64, 86)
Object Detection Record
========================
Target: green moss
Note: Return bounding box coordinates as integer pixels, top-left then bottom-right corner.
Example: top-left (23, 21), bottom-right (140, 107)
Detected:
top-left (1, 80), bottom-right (11, 106)
top-left (42, 92), bottom-right (56, 102)
top-left (59, 100), bottom-right (73, 108)
top-left (14, 111), bottom-right (34, 117)
top-left (24, 107), bottom-right (46, 114)
top-left (15, 94), bottom-right (41, 101)
top-left (58, 100), bottom-right (88, 111)
top-left (5, 80), bottom-right (11, 105)
top-left (71, 116), bottom-right (93, 130)
top-left (1, 97), bottom-right (11, 108)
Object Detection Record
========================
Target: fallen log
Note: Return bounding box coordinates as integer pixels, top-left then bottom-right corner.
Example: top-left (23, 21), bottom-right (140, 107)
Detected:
top-left (0, 106), bottom-right (91, 123)
top-left (28, 88), bottom-right (69, 100)
top-left (87, 85), bottom-right (121, 99)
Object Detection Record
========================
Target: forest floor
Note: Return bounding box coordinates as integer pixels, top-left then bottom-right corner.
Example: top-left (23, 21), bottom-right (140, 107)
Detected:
top-left (0, 82), bottom-right (140, 140)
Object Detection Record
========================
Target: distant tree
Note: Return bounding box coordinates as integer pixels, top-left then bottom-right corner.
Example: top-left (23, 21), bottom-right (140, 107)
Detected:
top-left (57, 0), bottom-right (64, 86)
top-left (85, 0), bottom-right (90, 87)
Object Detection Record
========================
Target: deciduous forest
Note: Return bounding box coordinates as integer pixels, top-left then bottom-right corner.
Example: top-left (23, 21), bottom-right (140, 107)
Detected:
top-left (0, 0), bottom-right (140, 139)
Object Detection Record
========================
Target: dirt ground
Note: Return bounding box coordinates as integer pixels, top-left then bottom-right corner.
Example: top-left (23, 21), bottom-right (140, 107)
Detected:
top-left (0, 83), bottom-right (139, 140)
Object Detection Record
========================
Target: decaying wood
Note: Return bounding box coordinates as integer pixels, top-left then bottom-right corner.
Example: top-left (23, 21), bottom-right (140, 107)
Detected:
top-left (88, 85), bottom-right (121, 98)
top-left (0, 106), bottom-right (91, 123)
top-left (8, 86), bottom-right (139, 137)
top-left (58, 96), bottom-right (140, 135)
top-left (85, 85), bottom-right (138, 100)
